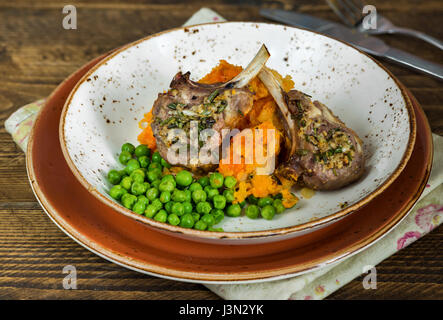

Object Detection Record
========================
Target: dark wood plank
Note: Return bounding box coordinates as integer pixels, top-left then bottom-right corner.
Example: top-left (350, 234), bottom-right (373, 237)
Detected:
top-left (0, 0), bottom-right (441, 300)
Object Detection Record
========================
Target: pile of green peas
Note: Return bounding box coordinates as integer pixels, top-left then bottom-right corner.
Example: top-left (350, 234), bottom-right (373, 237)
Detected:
top-left (107, 143), bottom-right (290, 231)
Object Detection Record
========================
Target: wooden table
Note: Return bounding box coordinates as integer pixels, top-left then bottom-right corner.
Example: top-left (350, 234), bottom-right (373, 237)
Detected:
top-left (0, 0), bottom-right (442, 300)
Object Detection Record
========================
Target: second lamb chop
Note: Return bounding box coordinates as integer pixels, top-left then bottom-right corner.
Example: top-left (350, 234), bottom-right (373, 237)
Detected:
top-left (258, 67), bottom-right (365, 190)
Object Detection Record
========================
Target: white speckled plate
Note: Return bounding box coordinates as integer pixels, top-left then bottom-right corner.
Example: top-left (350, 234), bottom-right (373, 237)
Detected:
top-left (60, 22), bottom-right (415, 244)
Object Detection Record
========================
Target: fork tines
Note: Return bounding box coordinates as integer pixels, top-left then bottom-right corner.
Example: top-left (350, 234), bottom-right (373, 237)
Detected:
top-left (326, 0), bottom-right (368, 27)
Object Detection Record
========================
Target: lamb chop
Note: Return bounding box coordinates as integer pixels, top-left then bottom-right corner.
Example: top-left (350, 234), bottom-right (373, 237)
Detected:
top-left (151, 45), bottom-right (270, 173)
top-left (258, 67), bottom-right (365, 190)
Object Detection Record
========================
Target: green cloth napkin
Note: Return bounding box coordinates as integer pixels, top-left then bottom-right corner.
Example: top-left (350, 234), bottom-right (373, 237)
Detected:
top-left (5, 8), bottom-right (443, 300)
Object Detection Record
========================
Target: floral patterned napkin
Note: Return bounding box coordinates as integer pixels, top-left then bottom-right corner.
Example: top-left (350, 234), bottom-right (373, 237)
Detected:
top-left (5, 8), bottom-right (443, 300)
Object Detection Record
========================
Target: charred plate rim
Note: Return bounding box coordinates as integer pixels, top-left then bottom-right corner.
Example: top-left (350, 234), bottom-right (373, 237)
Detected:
top-left (59, 22), bottom-right (417, 240)
top-left (28, 51), bottom-right (431, 282)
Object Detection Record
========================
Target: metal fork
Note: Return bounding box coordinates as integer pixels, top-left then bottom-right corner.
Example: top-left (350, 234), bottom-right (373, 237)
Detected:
top-left (326, 0), bottom-right (443, 50)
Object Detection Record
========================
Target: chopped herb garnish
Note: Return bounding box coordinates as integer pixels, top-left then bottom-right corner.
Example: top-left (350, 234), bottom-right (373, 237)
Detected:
top-left (296, 100), bottom-right (304, 113)
top-left (321, 153), bottom-right (328, 163)
top-left (217, 101), bottom-right (227, 113)
top-left (167, 103), bottom-right (177, 110)
top-left (296, 149), bottom-right (308, 156)
top-left (208, 89), bottom-right (219, 103)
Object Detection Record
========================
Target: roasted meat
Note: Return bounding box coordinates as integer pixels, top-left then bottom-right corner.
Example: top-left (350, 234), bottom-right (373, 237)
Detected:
top-left (151, 45), bottom-right (270, 173)
top-left (259, 67), bottom-right (365, 190)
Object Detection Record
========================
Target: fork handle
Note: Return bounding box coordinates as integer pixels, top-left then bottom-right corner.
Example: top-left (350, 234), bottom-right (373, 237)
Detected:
top-left (382, 47), bottom-right (443, 80)
top-left (388, 27), bottom-right (443, 50)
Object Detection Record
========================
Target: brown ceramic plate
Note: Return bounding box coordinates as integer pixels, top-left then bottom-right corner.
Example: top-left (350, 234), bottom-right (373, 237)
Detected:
top-left (26, 54), bottom-right (432, 283)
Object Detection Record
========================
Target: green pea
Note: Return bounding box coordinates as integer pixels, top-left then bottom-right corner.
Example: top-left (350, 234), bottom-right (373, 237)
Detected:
top-left (273, 199), bottom-right (286, 214)
top-left (192, 212), bottom-right (201, 222)
top-left (131, 181), bottom-right (147, 196)
top-left (144, 204), bottom-right (157, 218)
top-left (159, 191), bottom-right (171, 203)
top-left (196, 201), bottom-right (212, 215)
top-left (197, 176), bottom-right (210, 188)
top-left (189, 182), bottom-right (203, 192)
top-left (164, 202), bottom-right (173, 213)
top-left (209, 172), bottom-right (224, 189)
top-left (125, 159), bottom-right (140, 175)
top-left (247, 195), bottom-right (258, 205)
top-left (151, 179), bottom-right (161, 189)
top-left (107, 170), bottom-right (122, 185)
top-left (147, 169), bottom-right (162, 182)
top-left (138, 156), bottom-right (150, 168)
top-left (134, 144), bottom-right (150, 158)
top-left (245, 205), bottom-right (260, 219)
top-left (137, 195), bottom-right (149, 206)
top-left (192, 189), bottom-right (207, 203)
top-left (212, 194), bottom-right (226, 210)
top-left (224, 176), bottom-right (237, 189)
top-left (161, 158), bottom-right (171, 169)
top-left (167, 213), bottom-right (180, 226)
top-left (261, 205), bottom-right (276, 220)
top-left (132, 201), bottom-right (146, 215)
top-left (201, 214), bottom-right (215, 227)
top-left (119, 151), bottom-right (132, 165)
top-left (206, 188), bottom-right (219, 200)
top-left (109, 185), bottom-right (127, 200)
top-left (258, 197), bottom-right (273, 208)
top-left (179, 213), bottom-right (194, 228)
top-left (161, 174), bottom-right (176, 184)
top-left (172, 189), bottom-right (187, 202)
top-left (211, 209), bottom-right (224, 224)
top-left (154, 210), bottom-right (167, 223)
top-left (151, 151), bottom-right (162, 163)
top-left (121, 143), bottom-right (135, 154)
top-left (159, 180), bottom-right (175, 193)
top-left (121, 193), bottom-right (137, 209)
top-left (183, 202), bottom-right (193, 214)
top-left (171, 202), bottom-right (185, 216)
top-left (184, 190), bottom-right (192, 202)
top-left (143, 182), bottom-right (151, 190)
top-left (176, 170), bottom-right (193, 187)
top-left (148, 162), bottom-right (162, 171)
top-left (194, 220), bottom-right (207, 231)
top-left (151, 199), bottom-right (163, 211)
top-left (130, 170), bottom-right (145, 183)
top-left (226, 204), bottom-right (241, 217)
top-left (223, 189), bottom-right (235, 203)
top-left (120, 176), bottom-right (133, 190)
top-left (146, 187), bottom-right (159, 201)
